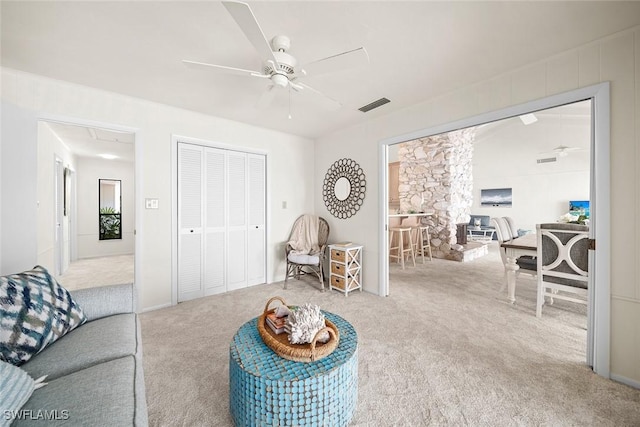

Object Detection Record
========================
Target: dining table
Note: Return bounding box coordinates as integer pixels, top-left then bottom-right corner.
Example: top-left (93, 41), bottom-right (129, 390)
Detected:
top-left (500, 233), bottom-right (537, 303)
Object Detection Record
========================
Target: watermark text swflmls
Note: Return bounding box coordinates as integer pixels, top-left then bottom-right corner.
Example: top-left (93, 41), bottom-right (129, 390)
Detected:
top-left (3, 410), bottom-right (70, 421)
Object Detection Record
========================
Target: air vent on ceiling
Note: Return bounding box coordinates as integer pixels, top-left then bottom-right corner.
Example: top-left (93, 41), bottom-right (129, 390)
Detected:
top-left (358, 97), bottom-right (390, 113)
top-left (537, 157), bottom-right (557, 164)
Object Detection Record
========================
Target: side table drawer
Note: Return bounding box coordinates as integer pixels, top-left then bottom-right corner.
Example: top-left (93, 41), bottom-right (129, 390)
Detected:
top-left (331, 262), bottom-right (357, 276)
top-left (330, 249), bottom-right (346, 262)
top-left (331, 274), bottom-right (358, 291)
top-left (331, 262), bottom-right (343, 276)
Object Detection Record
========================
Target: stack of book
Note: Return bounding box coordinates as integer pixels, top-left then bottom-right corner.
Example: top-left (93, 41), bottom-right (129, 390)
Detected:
top-left (265, 311), bottom-right (288, 335)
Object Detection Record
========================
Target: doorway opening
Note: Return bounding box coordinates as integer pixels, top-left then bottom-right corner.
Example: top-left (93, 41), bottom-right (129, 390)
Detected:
top-left (379, 83), bottom-right (610, 379)
top-left (37, 120), bottom-right (137, 291)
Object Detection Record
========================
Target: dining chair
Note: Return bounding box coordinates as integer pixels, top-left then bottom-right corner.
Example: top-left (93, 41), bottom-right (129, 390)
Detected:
top-left (535, 223), bottom-right (589, 317)
top-left (492, 217), bottom-right (537, 281)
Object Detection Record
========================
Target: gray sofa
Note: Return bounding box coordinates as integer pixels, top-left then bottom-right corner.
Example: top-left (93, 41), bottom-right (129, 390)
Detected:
top-left (15, 283), bottom-right (148, 426)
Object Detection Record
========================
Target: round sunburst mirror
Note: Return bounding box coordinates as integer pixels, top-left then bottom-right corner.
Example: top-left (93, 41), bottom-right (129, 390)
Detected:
top-left (322, 158), bottom-right (366, 219)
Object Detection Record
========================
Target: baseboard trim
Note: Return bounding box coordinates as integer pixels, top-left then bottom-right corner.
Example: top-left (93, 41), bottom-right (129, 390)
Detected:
top-left (610, 373), bottom-right (640, 390)
top-left (141, 302), bottom-right (172, 313)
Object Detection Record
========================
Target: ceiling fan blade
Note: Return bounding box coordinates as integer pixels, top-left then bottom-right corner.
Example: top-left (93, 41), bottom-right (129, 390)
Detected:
top-left (300, 47), bottom-right (369, 78)
top-left (222, 1), bottom-right (278, 65)
top-left (555, 145), bottom-right (581, 152)
top-left (182, 60), bottom-right (267, 78)
top-left (297, 82), bottom-right (342, 111)
top-left (255, 85), bottom-right (277, 109)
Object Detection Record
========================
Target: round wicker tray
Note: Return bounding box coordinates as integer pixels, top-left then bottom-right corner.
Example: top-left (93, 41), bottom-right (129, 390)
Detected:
top-left (257, 296), bottom-right (340, 363)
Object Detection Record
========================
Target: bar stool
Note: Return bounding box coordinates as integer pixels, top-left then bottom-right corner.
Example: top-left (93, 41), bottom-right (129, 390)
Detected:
top-left (412, 225), bottom-right (433, 263)
top-left (389, 226), bottom-right (415, 269)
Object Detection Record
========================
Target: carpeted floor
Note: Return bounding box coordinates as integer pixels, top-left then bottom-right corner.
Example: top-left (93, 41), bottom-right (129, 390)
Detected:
top-left (139, 244), bottom-right (640, 426)
top-left (57, 254), bottom-right (134, 291)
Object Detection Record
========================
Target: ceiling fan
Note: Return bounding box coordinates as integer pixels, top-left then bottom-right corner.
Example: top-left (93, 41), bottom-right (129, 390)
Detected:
top-left (183, 1), bottom-right (369, 112)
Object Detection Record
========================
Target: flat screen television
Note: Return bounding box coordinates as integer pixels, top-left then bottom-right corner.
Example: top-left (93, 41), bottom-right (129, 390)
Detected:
top-left (569, 200), bottom-right (589, 218)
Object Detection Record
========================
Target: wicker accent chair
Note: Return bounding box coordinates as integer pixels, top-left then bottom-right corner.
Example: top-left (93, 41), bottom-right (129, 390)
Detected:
top-left (284, 215), bottom-right (330, 291)
top-left (536, 223), bottom-right (589, 317)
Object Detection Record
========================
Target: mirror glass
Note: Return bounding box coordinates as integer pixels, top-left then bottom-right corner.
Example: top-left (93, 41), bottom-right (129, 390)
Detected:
top-left (334, 177), bottom-right (351, 201)
top-left (99, 179), bottom-right (122, 240)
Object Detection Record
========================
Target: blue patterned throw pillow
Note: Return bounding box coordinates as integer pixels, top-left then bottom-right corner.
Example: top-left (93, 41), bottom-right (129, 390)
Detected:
top-left (0, 266), bottom-right (87, 366)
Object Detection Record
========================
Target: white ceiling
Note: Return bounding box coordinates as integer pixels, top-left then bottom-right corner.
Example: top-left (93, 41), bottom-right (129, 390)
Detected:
top-left (3, 1), bottom-right (640, 139)
top-left (46, 122), bottom-right (135, 163)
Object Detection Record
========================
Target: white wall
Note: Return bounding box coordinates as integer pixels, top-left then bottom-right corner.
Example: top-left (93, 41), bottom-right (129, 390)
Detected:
top-left (1, 68), bottom-right (315, 312)
top-left (472, 114), bottom-right (590, 231)
top-left (1, 101), bottom-right (37, 274)
top-left (388, 143), bottom-right (399, 163)
top-left (315, 27), bottom-right (640, 384)
top-left (76, 157), bottom-right (134, 258)
top-left (36, 121), bottom-right (76, 273)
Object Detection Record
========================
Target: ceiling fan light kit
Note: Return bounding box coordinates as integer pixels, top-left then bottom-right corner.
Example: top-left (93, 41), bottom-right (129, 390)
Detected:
top-left (271, 73), bottom-right (289, 89)
top-left (183, 0), bottom-right (369, 113)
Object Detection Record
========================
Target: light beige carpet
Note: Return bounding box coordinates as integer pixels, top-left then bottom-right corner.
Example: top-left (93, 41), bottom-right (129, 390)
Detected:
top-left (57, 254), bottom-right (134, 291)
top-left (139, 245), bottom-right (640, 426)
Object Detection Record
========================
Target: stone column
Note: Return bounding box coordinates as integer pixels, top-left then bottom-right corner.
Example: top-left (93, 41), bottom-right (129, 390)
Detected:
top-left (398, 128), bottom-right (475, 259)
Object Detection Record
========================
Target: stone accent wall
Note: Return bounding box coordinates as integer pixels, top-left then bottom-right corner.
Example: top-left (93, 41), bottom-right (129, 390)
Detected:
top-left (398, 128), bottom-right (476, 259)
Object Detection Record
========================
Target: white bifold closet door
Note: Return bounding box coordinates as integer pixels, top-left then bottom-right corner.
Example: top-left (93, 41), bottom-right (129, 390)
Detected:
top-left (178, 144), bottom-right (204, 302)
top-left (247, 154), bottom-right (266, 286)
top-left (178, 143), bottom-right (266, 302)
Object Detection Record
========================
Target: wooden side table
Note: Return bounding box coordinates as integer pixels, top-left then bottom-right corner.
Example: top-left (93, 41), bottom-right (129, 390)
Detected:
top-left (328, 244), bottom-right (363, 297)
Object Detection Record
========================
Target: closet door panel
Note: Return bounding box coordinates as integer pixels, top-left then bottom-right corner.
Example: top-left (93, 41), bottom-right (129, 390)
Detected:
top-left (178, 233), bottom-right (202, 297)
top-left (178, 144), bottom-right (203, 302)
top-left (247, 154), bottom-right (266, 285)
top-left (226, 151), bottom-right (247, 290)
top-left (204, 148), bottom-right (226, 295)
top-left (227, 229), bottom-right (247, 290)
top-left (205, 233), bottom-right (225, 295)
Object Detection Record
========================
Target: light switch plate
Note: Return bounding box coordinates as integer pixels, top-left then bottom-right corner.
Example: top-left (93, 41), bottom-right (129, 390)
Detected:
top-left (145, 198), bottom-right (159, 209)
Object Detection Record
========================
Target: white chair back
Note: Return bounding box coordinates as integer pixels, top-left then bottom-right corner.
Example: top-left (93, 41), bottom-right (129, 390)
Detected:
top-left (535, 223), bottom-right (589, 317)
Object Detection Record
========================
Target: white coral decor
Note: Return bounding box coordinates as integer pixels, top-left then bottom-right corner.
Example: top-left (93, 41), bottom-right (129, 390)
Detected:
top-left (559, 212), bottom-right (579, 223)
top-left (286, 303), bottom-right (328, 345)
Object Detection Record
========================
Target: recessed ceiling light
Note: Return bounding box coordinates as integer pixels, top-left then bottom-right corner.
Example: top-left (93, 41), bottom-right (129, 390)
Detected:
top-left (99, 153), bottom-right (118, 160)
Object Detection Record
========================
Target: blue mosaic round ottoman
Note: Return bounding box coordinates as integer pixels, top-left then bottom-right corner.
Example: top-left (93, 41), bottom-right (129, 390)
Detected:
top-left (229, 311), bottom-right (358, 427)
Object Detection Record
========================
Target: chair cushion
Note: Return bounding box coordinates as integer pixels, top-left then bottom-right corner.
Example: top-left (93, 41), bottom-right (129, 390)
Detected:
top-left (542, 275), bottom-right (588, 289)
top-left (288, 253), bottom-right (320, 265)
top-left (516, 255), bottom-right (537, 271)
top-left (0, 266), bottom-right (87, 366)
